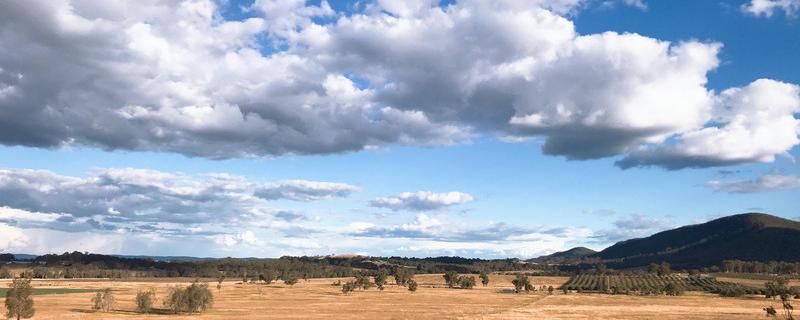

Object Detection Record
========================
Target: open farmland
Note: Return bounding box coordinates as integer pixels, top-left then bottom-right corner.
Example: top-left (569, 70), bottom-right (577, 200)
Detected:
top-left (0, 274), bottom-right (784, 319)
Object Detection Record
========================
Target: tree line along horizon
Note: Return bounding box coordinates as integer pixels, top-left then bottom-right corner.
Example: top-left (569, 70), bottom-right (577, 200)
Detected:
top-left (2, 251), bottom-right (800, 280)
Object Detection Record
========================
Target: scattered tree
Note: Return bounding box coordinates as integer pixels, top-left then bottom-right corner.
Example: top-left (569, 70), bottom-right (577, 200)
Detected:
top-left (354, 272), bottom-right (372, 290)
top-left (374, 268), bottom-right (388, 291)
top-left (407, 279), bottom-right (418, 292)
top-left (393, 267), bottom-right (414, 286)
top-left (259, 270), bottom-right (275, 284)
top-left (443, 271), bottom-right (459, 288)
top-left (4, 277), bottom-right (34, 320)
top-left (282, 274), bottom-right (298, 287)
top-left (511, 274), bottom-right (533, 293)
top-left (479, 272), bottom-right (490, 287)
top-left (764, 306), bottom-right (777, 317)
top-left (548, 286), bottom-right (555, 295)
top-left (342, 281), bottom-right (356, 294)
top-left (164, 281), bottom-right (213, 314)
top-left (135, 289), bottom-right (156, 314)
top-left (216, 274), bottom-right (225, 293)
top-left (91, 288), bottom-right (115, 312)
top-left (459, 276), bottom-right (476, 289)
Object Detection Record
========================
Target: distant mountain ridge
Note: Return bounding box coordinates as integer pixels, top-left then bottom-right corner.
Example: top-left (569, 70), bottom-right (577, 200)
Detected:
top-left (530, 247), bottom-right (597, 264)
top-left (595, 213), bottom-right (800, 269)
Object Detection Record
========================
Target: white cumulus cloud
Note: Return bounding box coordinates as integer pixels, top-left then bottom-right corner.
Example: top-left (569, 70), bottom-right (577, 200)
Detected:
top-left (369, 191), bottom-right (474, 211)
top-left (0, 0), bottom-right (795, 169)
top-left (742, 0), bottom-right (800, 17)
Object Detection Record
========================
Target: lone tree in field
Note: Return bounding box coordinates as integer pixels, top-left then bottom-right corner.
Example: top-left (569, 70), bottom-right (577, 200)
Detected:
top-left (374, 268), bottom-right (388, 291)
top-left (407, 279), bottom-right (418, 292)
top-left (459, 276), bottom-right (476, 289)
top-left (511, 274), bottom-right (533, 293)
top-left (443, 271), bottom-right (459, 288)
top-left (4, 277), bottom-right (34, 320)
top-left (479, 272), bottom-right (490, 287)
top-left (259, 270), bottom-right (275, 284)
top-left (216, 274), bottom-right (225, 293)
top-left (282, 274), bottom-right (299, 287)
top-left (764, 306), bottom-right (777, 317)
top-left (355, 271), bottom-right (372, 290)
top-left (393, 267), bottom-right (413, 286)
top-left (342, 281), bottom-right (356, 294)
top-left (135, 289), bottom-right (156, 314)
top-left (91, 288), bottom-right (115, 312)
top-left (164, 281), bottom-right (213, 314)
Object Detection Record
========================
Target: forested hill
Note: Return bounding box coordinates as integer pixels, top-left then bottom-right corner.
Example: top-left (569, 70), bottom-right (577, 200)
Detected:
top-left (595, 213), bottom-right (800, 269)
top-left (529, 247), bottom-right (597, 264)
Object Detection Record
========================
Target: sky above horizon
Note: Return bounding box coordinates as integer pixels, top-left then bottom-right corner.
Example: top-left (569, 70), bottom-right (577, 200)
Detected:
top-left (0, 0), bottom-right (799, 259)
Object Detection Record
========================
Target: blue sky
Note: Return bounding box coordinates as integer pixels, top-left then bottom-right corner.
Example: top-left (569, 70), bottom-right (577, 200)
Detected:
top-left (0, 0), bottom-right (798, 258)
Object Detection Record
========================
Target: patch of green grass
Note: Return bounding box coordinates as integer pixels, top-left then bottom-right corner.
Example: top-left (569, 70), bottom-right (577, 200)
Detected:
top-left (0, 288), bottom-right (96, 296)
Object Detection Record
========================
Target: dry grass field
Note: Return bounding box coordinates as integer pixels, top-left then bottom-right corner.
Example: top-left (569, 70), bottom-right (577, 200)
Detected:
top-left (0, 274), bottom-right (784, 319)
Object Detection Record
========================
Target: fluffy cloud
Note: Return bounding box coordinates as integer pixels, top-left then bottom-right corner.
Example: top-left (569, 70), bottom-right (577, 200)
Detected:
top-left (707, 172), bottom-right (800, 193)
top-left (0, 0), bottom-right (796, 169)
top-left (369, 191), bottom-right (473, 211)
top-left (0, 168), bottom-right (356, 233)
top-left (742, 0), bottom-right (800, 17)
top-left (0, 0), bottom-right (467, 159)
top-left (618, 79), bottom-right (800, 169)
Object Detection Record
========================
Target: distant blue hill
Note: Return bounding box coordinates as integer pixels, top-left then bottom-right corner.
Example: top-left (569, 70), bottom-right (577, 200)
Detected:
top-left (13, 254), bottom-right (38, 260)
top-left (112, 255), bottom-right (218, 262)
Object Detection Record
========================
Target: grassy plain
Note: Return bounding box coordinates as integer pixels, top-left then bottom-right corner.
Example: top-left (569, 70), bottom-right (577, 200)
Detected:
top-left (0, 274), bottom-right (785, 319)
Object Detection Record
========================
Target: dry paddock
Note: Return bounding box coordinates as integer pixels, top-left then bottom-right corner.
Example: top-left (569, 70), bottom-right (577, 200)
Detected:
top-left (0, 274), bottom-right (784, 319)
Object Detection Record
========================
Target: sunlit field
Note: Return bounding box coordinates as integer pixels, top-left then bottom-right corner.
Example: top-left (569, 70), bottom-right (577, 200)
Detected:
top-left (2, 274), bottom-right (780, 320)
